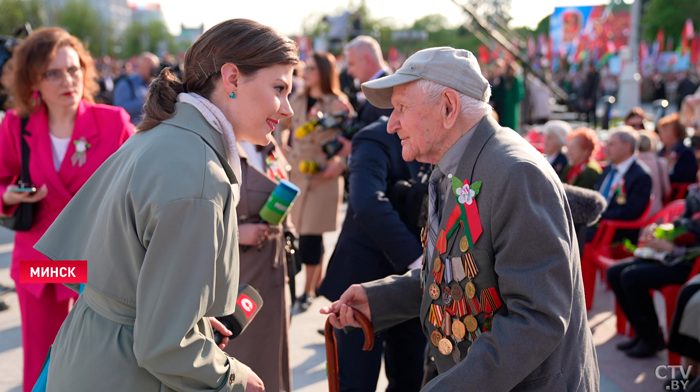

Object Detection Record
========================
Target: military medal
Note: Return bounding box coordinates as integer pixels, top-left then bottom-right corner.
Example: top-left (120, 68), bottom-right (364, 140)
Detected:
top-left (451, 284), bottom-right (463, 302)
top-left (452, 256), bottom-right (467, 282)
top-left (481, 287), bottom-right (502, 334)
top-left (483, 314), bottom-right (494, 332)
top-left (429, 283), bottom-right (441, 300)
top-left (442, 286), bottom-right (452, 306)
top-left (433, 258), bottom-right (444, 284)
top-left (421, 226), bottom-right (428, 248)
top-left (465, 282), bottom-right (476, 299)
top-left (438, 338), bottom-right (453, 355)
top-left (452, 319), bottom-right (466, 339)
top-left (462, 253), bottom-right (479, 299)
top-left (614, 178), bottom-right (627, 205)
top-left (463, 315), bottom-right (478, 332)
top-left (431, 330), bottom-right (443, 346)
top-left (460, 236), bottom-right (469, 252)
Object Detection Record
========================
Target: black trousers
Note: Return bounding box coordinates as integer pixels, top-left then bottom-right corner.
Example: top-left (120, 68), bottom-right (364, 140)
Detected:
top-left (335, 317), bottom-right (426, 392)
top-left (667, 282), bottom-right (700, 361)
top-left (607, 258), bottom-right (693, 340)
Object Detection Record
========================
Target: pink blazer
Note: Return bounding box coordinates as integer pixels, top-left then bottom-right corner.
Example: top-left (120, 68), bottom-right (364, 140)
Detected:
top-left (0, 100), bottom-right (133, 301)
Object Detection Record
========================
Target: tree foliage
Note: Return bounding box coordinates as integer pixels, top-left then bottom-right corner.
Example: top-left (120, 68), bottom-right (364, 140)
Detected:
top-left (122, 20), bottom-right (176, 58)
top-left (0, 0), bottom-right (44, 35)
top-left (54, 0), bottom-right (110, 56)
top-left (641, 0), bottom-right (700, 43)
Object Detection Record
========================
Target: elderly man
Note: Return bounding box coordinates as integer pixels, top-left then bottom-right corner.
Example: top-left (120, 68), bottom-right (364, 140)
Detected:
top-left (542, 120), bottom-right (572, 176)
top-left (321, 47), bottom-right (599, 391)
top-left (113, 52), bottom-right (160, 125)
top-left (588, 127), bottom-right (652, 244)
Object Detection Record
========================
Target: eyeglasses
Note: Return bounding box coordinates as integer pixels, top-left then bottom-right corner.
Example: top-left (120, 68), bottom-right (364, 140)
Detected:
top-left (43, 66), bottom-right (83, 84)
top-left (629, 123), bottom-right (645, 130)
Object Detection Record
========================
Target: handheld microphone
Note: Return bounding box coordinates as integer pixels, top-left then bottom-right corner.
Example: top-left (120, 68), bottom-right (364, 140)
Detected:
top-left (241, 180), bottom-right (300, 252)
top-left (214, 284), bottom-right (264, 345)
top-left (259, 180), bottom-right (300, 225)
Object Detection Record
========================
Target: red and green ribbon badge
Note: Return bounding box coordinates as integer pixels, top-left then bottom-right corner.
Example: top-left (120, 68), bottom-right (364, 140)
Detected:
top-left (436, 176), bottom-right (484, 250)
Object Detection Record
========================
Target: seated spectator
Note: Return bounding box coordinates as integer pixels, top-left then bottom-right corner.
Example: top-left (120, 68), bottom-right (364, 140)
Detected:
top-left (624, 107), bottom-right (646, 131)
top-left (560, 127), bottom-right (602, 189)
top-left (609, 186), bottom-right (700, 358)
top-left (542, 120), bottom-right (571, 176)
top-left (587, 127), bottom-right (652, 244)
top-left (666, 273), bottom-right (700, 388)
top-left (659, 113), bottom-right (698, 184)
top-left (637, 130), bottom-right (671, 215)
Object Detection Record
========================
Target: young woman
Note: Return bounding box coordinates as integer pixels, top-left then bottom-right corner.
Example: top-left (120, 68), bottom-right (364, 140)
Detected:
top-left (0, 28), bottom-right (133, 391)
top-left (33, 19), bottom-right (297, 391)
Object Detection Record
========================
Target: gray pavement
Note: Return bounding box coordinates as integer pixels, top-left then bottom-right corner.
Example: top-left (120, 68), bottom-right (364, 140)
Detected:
top-left (0, 220), bottom-right (682, 391)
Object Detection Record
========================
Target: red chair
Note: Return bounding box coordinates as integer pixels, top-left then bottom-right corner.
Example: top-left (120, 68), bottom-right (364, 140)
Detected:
top-left (582, 199), bottom-right (684, 310)
top-left (663, 256), bottom-right (700, 365)
top-left (664, 183), bottom-right (694, 205)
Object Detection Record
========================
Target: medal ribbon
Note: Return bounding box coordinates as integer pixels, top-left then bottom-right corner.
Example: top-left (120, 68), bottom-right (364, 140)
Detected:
top-left (468, 327), bottom-right (482, 342)
top-left (447, 300), bottom-right (458, 316)
top-left (443, 308), bottom-right (451, 336)
top-left (481, 287), bottom-right (503, 314)
top-left (433, 262), bottom-right (443, 284)
top-left (452, 257), bottom-right (467, 281)
top-left (445, 177), bottom-right (484, 248)
top-left (444, 258), bottom-right (453, 283)
top-left (457, 298), bottom-right (468, 317)
top-left (462, 254), bottom-right (478, 279)
top-left (466, 295), bottom-right (481, 315)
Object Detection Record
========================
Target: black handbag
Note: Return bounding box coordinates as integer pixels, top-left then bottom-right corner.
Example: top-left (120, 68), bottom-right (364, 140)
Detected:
top-left (0, 117), bottom-right (36, 231)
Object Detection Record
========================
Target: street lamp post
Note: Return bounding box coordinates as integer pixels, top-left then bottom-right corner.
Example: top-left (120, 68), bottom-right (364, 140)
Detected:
top-left (616, 0), bottom-right (642, 116)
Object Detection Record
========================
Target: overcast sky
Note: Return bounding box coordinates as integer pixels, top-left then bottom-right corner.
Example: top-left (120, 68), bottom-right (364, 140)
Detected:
top-left (138, 0), bottom-right (620, 36)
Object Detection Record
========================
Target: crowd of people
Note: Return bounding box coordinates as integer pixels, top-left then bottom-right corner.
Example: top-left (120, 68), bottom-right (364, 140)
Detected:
top-left (1, 16), bottom-right (700, 392)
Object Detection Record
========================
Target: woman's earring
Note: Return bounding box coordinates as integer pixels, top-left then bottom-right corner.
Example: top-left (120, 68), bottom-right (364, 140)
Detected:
top-left (33, 91), bottom-right (39, 100)
top-left (229, 91), bottom-right (236, 99)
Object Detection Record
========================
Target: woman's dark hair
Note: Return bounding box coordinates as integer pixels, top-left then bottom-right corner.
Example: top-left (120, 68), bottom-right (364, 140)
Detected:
top-left (624, 107), bottom-right (645, 123)
top-left (139, 19), bottom-right (299, 131)
top-left (309, 52), bottom-right (341, 97)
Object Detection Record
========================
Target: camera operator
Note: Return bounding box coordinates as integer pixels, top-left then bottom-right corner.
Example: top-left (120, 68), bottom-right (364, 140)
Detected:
top-left (318, 117), bottom-right (427, 392)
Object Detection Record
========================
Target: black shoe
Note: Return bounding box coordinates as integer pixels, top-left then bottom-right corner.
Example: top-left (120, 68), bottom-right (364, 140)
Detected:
top-left (625, 332), bottom-right (665, 358)
top-left (616, 335), bottom-right (642, 351)
top-left (317, 328), bottom-right (325, 336)
top-left (296, 293), bottom-right (314, 312)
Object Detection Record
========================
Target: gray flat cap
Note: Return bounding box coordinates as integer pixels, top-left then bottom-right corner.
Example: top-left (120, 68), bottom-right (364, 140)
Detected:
top-left (361, 47), bottom-right (491, 109)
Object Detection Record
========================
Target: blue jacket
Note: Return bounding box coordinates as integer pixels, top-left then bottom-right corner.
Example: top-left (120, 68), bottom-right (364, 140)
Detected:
top-left (319, 119), bottom-right (423, 301)
top-left (113, 74), bottom-right (148, 125)
top-left (660, 141), bottom-right (698, 184)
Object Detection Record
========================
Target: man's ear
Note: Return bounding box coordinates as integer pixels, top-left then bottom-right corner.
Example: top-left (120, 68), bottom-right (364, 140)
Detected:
top-left (442, 89), bottom-right (461, 129)
top-left (220, 63), bottom-right (241, 93)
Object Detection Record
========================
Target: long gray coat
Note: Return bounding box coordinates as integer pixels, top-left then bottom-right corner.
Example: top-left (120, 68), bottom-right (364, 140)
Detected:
top-left (34, 103), bottom-right (249, 391)
top-left (363, 116), bottom-right (599, 391)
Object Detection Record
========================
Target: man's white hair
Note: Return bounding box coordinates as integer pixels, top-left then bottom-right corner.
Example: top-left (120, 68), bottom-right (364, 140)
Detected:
top-left (414, 79), bottom-right (492, 121)
top-left (345, 35), bottom-right (385, 66)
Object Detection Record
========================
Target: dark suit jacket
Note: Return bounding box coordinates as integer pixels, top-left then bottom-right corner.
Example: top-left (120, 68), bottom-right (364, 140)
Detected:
top-left (550, 150), bottom-right (568, 176)
top-left (660, 141), bottom-right (698, 184)
top-left (356, 71), bottom-right (394, 127)
top-left (363, 116), bottom-right (599, 391)
top-left (319, 119), bottom-right (423, 301)
top-left (592, 160), bottom-right (652, 244)
top-left (595, 160), bottom-right (652, 221)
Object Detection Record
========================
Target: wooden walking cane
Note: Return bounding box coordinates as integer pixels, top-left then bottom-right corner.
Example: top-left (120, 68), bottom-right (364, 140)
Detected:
top-left (324, 308), bottom-right (375, 392)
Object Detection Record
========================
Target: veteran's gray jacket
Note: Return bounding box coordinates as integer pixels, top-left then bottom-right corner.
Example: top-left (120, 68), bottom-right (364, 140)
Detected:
top-left (363, 115), bottom-right (600, 391)
top-left (35, 103), bottom-right (248, 391)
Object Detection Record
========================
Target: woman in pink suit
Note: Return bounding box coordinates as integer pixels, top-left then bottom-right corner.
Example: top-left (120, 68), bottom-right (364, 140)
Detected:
top-left (0, 28), bottom-right (133, 391)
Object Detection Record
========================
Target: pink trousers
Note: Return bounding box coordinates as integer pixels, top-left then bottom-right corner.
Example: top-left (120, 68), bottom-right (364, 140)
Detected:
top-left (15, 282), bottom-right (76, 392)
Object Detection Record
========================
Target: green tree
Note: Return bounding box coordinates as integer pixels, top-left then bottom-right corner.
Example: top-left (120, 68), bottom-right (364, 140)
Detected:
top-left (641, 0), bottom-right (700, 43)
top-left (54, 0), bottom-right (110, 56)
top-left (122, 20), bottom-right (174, 59)
top-left (0, 0), bottom-right (44, 35)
